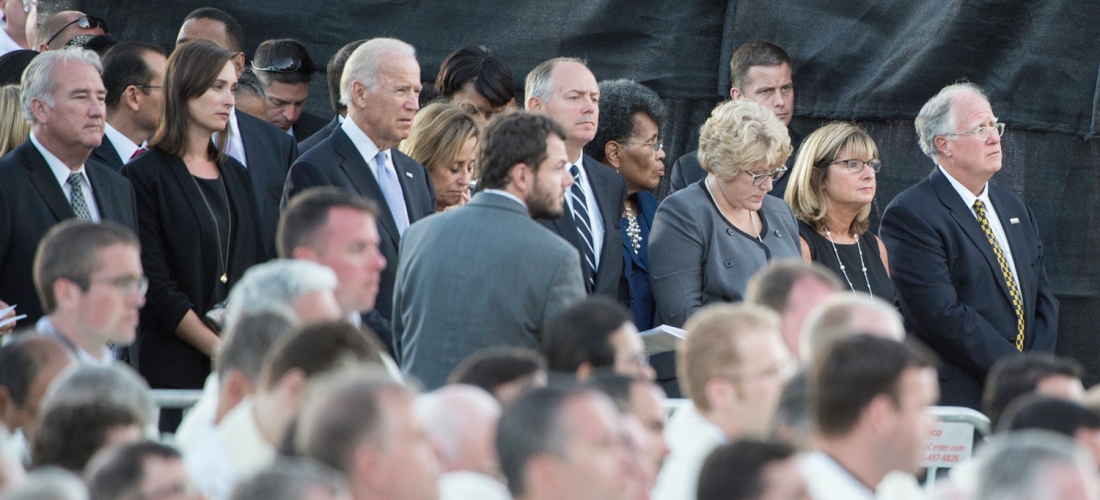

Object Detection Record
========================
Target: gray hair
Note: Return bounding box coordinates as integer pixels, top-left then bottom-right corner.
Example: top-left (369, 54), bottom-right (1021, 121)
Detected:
top-left (1, 467), bottom-right (87, 500)
top-left (230, 458), bottom-right (347, 500)
top-left (223, 259), bottom-right (338, 333)
top-left (216, 312), bottom-right (295, 384)
top-left (21, 48), bottom-right (102, 124)
top-left (339, 38), bottom-right (415, 107)
top-left (799, 292), bottom-right (905, 361)
top-left (974, 430), bottom-right (1096, 500)
top-left (914, 82), bottom-right (989, 160)
top-left (415, 385), bottom-right (501, 468)
top-left (41, 364), bottom-right (155, 433)
top-left (524, 57), bottom-right (585, 105)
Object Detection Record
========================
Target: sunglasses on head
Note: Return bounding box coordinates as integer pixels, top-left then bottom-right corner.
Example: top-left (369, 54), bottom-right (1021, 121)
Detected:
top-left (251, 58), bottom-right (304, 73)
top-left (45, 15), bottom-right (109, 48)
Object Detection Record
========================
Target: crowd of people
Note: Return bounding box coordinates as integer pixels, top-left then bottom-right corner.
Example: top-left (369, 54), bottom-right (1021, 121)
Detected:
top-left (0, 3), bottom-right (1089, 500)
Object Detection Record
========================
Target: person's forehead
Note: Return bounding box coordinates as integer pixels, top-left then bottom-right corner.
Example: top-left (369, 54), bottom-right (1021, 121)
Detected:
top-left (951, 92), bottom-right (995, 125)
top-left (745, 63), bottom-right (792, 88)
top-left (178, 18), bottom-right (229, 48)
top-left (51, 60), bottom-right (104, 90)
top-left (550, 62), bottom-right (597, 91)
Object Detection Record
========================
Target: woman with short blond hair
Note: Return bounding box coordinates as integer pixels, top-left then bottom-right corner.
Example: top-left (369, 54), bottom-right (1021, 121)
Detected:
top-left (400, 102), bottom-right (479, 211)
top-left (784, 122), bottom-right (892, 302)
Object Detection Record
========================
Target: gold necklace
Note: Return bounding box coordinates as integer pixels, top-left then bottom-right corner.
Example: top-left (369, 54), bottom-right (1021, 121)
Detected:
top-left (188, 166), bottom-right (232, 284)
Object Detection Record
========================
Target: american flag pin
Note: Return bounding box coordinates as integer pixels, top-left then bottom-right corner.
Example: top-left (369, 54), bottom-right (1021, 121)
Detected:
top-left (1010, 218), bottom-right (1019, 224)
top-left (405, 172), bottom-right (413, 178)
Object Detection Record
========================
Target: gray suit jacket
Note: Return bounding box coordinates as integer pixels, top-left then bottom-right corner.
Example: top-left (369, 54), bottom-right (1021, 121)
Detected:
top-left (393, 192), bottom-right (586, 389)
top-left (649, 180), bottom-right (802, 327)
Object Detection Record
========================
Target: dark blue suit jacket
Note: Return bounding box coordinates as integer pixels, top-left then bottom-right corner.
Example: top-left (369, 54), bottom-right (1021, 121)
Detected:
top-left (298, 116), bottom-right (339, 154)
top-left (623, 191), bottom-right (658, 331)
top-left (282, 125), bottom-right (435, 353)
top-left (236, 109), bottom-right (298, 259)
top-left (880, 167), bottom-right (1058, 409)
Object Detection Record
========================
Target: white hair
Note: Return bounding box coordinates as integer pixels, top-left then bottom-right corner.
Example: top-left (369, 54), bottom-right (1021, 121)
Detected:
top-left (914, 82), bottom-right (988, 160)
top-left (799, 292), bottom-right (905, 361)
top-left (42, 364), bottom-right (156, 433)
top-left (21, 47), bottom-right (102, 124)
top-left (338, 38), bottom-right (415, 107)
top-left (974, 430), bottom-right (1096, 500)
top-left (415, 385), bottom-right (501, 468)
top-left (224, 259), bottom-right (338, 333)
top-left (524, 57), bottom-right (584, 107)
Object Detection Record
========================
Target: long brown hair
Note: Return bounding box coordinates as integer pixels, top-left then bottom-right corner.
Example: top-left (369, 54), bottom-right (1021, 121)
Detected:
top-left (150, 41), bottom-right (237, 161)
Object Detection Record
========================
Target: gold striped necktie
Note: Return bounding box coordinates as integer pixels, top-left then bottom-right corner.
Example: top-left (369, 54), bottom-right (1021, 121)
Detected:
top-left (972, 199), bottom-right (1025, 351)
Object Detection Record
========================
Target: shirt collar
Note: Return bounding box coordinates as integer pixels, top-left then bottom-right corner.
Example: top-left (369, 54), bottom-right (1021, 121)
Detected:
top-left (31, 131), bottom-right (88, 188)
top-left (938, 164), bottom-right (991, 208)
top-left (103, 122), bottom-right (143, 164)
top-left (35, 315), bottom-right (115, 365)
top-left (341, 118), bottom-right (385, 172)
top-left (286, 125), bottom-right (294, 138)
top-left (807, 450), bottom-right (877, 499)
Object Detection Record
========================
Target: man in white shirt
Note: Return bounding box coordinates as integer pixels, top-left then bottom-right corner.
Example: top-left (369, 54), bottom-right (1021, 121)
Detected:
top-left (90, 42), bottom-right (166, 171)
top-left (801, 335), bottom-right (938, 500)
top-left (652, 304), bottom-right (793, 500)
top-left (417, 385), bottom-right (509, 500)
top-left (32, 220), bottom-right (144, 365)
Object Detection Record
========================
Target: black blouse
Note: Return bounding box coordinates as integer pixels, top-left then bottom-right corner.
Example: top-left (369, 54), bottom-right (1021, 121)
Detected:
top-left (798, 220), bottom-right (895, 304)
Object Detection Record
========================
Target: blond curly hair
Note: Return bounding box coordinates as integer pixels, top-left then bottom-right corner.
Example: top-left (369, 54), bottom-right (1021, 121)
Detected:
top-left (697, 99), bottom-right (791, 180)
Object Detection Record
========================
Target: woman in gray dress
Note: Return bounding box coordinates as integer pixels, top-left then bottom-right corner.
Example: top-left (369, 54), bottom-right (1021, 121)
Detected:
top-left (649, 99), bottom-right (802, 327)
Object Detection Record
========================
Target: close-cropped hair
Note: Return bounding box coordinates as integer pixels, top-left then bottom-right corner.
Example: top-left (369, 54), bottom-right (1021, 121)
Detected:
top-left (31, 399), bottom-right (143, 472)
top-left (230, 458), bottom-right (347, 500)
top-left (541, 296), bottom-right (632, 374)
top-left (21, 47), bottom-right (102, 124)
top-left (982, 352), bottom-right (1084, 429)
top-left (235, 68), bottom-right (265, 100)
top-left (33, 220), bottom-right (140, 314)
top-left (436, 45), bottom-right (515, 108)
top-left (678, 303), bottom-right (781, 412)
top-left (326, 40), bottom-right (366, 114)
top-left (697, 99), bottom-right (791, 179)
top-left (729, 41), bottom-right (792, 91)
top-left (400, 102), bottom-right (480, 175)
top-left (217, 312), bottom-right (295, 384)
top-left (149, 40), bottom-right (236, 161)
top-left (810, 335), bottom-right (936, 438)
top-left (183, 7), bottom-right (245, 52)
top-left (1000, 394), bottom-right (1100, 436)
top-left (277, 187), bottom-right (380, 258)
top-left (222, 259), bottom-right (338, 331)
top-left (253, 39), bottom-right (315, 86)
top-left (497, 387), bottom-right (588, 497)
top-left (477, 111), bottom-right (567, 190)
top-left (259, 320), bottom-right (384, 390)
top-left (697, 440), bottom-right (796, 500)
top-left (785, 122), bottom-right (879, 235)
top-left (0, 335), bottom-right (64, 409)
top-left (914, 82), bottom-right (989, 160)
top-left (973, 431), bottom-right (1094, 500)
top-left (524, 57), bottom-right (585, 104)
top-left (584, 79), bottom-right (665, 164)
top-left (582, 374), bottom-right (639, 414)
top-left (744, 260), bottom-right (841, 315)
top-left (87, 441), bottom-right (181, 500)
top-left (339, 38), bottom-right (416, 107)
top-left (799, 292), bottom-right (905, 361)
top-left (446, 346), bottom-right (547, 392)
top-left (102, 42), bottom-right (165, 110)
top-left (0, 84), bottom-right (29, 156)
top-left (44, 364), bottom-right (156, 430)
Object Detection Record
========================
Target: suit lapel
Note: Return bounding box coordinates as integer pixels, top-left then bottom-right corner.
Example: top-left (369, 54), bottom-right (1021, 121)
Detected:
top-left (86, 165), bottom-right (116, 221)
top-left (91, 139), bottom-right (122, 170)
top-left (23, 144), bottom-right (75, 222)
top-left (989, 187), bottom-right (1033, 309)
top-left (331, 129), bottom-right (401, 243)
top-left (391, 150), bottom-right (428, 222)
top-left (235, 110), bottom-right (269, 216)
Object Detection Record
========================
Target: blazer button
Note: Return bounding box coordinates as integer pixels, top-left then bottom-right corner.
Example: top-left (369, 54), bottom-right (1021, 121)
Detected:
top-left (726, 228), bottom-right (735, 236)
top-left (775, 229), bottom-right (782, 237)
top-left (724, 259), bottom-right (733, 268)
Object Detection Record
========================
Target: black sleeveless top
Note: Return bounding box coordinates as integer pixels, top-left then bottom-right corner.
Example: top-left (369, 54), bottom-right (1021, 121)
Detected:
top-left (797, 220), bottom-right (895, 304)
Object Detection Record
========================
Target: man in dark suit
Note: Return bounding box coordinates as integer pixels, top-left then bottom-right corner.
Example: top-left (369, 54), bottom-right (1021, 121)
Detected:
top-left (283, 38), bottom-right (435, 354)
top-left (880, 83), bottom-right (1058, 410)
top-left (526, 58), bottom-right (627, 304)
top-left (251, 38), bottom-right (329, 143)
top-left (669, 41), bottom-right (801, 197)
top-left (299, 40), bottom-right (366, 154)
top-left (0, 49), bottom-right (137, 326)
top-left (89, 42), bottom-right (166, 171)
top-left (176, 7), bottom-right (298, 257)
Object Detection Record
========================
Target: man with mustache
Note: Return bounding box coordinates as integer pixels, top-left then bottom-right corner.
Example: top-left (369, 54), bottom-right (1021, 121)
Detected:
top-left (526, 58), bottom-right (628, 306)
top-left (392, 112), bottom-right (585, 389)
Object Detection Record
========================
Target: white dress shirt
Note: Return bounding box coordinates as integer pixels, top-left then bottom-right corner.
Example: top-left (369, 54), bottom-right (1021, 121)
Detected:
top-left (214, 110), bottom-right (248, 167)
top-left (35, 315), bottom-right (114, 365)
top-left (801, 451), bottom-right (877, 500)
top-left (341, 118), bottom-right (407, 204)
top-left (32, 132), bottom-right (101, 222)
top-left (103, 122), bottom-right (144, 165)
top-left (564, 156), bottom-right (604, 268)
top-left (438, 471), bottom-right (511, 500)
top-left (938, 165), bottom-right (1020, 292)
top-left (175, 373), bottom-right (220, 451)
top-left (651, 402), bottom-right (727, 500)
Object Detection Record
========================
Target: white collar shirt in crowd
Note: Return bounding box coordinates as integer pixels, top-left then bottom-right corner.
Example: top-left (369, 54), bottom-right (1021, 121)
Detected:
top-left (214, 109), bottom-right (248, 167)
top-left (175, 373), bottom-right (220, 451)
top-left (103, 121), bottom-right (144, 165)
top-left (0, 24), bottom-right (20, 57)
top-left (563, 155), bottom-right (603, 268)
top-left (938, 164), bottom-right (1020, 293)
top-left (438, 471), bottom-right (511, 500)
top-left (183, 416), bottom-right (235, 500)
top-left (801, 451), bottom-right (876, 500)
top-left (341, 116), bottom-right (394, 184)
top-left (33, 131), bottom-right (101, 222)
top-left (651, 401), bottom-right (727, 500)
top-left (34, 315), bottom-right (114, 365)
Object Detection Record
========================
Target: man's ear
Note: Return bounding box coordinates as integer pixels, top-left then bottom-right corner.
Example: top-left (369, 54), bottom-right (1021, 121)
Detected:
top-left (124, 85), bottom-right (142, 113)
top-left (291, 245), bottom-right (319, 262)
top-left (575, 362), bottom-right (594, 382)
top-left (935, 136), bottom-right (951, 157)
top-left (703, 377), bottom-right (732, 410)
top-left (278, 368), bottom-right (308, 409)
top-left (865, 394), bottom-right (896, 434)
top-left (29, 97), bottom-right (49, 124)
top-left (526, 96), bottom-right (542, 112)
top-left (232, 52), bottom-right (246, 78)
top-left (730, 87), bottom-right (744, 100)
top-left (351, 80), bottom-right (371, 110)
top-left (510, 163), bottom-right (531, 192)
top-left (52, 278), bottom-right (80, 310)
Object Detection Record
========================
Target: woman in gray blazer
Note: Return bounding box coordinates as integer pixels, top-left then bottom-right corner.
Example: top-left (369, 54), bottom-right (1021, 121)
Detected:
top-left (650, 99), bottom-right (802, 327)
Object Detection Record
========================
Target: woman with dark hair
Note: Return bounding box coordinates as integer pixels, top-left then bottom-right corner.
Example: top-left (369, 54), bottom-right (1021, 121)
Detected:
top-left (400, 102), bottom-right (480, 211)
top-left (121, 41), bottom-right (264, 428)
top-left (435, 45), bottom-right (515, 126)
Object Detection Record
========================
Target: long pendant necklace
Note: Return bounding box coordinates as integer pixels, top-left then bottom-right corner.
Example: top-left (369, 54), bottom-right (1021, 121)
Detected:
top-left (824, 227), bottom-right (872, 297)
top-left (624, 205), bottom-right (642, 254)
top-left (189, 169), bottom-right (232, 285)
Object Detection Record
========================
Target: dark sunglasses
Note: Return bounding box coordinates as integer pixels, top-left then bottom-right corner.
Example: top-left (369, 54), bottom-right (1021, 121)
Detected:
top-left (45, 15), bottom-right (109, 48)
top-left (251, 58), bottom-right (304, 73)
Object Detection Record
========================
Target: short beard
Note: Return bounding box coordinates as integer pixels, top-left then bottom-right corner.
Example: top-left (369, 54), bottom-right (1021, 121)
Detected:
top-left (526, 177), bottom-right (564, 220)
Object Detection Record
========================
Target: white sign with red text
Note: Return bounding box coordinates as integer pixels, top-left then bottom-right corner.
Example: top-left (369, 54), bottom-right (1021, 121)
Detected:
top-left (921, 421), bottom-right (974, 468)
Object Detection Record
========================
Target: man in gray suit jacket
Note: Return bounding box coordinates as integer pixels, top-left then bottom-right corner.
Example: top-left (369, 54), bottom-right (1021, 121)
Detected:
top-left (393, 112), bottom-right (586, 389)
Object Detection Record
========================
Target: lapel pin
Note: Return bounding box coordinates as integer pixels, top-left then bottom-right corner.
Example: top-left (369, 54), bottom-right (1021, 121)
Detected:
top-left (405, 172), bottom-right (413, 178)
top-left (1010, 218), bottom-right (1019, 224)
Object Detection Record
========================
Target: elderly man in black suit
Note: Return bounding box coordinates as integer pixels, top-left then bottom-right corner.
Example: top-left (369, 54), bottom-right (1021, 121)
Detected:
top-left (526, 58), bottom-right (627, 304)
top-left (0, 48), bottom-right (137, 326)
top-left (283, 38), bottom-right (435, 355)
top-left (89, 42), bottom-right (166, 171)
top-left (176, 7), bottom-right (298, 257)
top-left (880, 82), bottom-right (1058, 410)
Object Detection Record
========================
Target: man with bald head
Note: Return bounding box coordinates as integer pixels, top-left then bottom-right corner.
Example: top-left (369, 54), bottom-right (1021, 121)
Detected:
top-left (881, 82), bottom-right (1058, 410)
top-left (417, 385), bottom-right (508, 500)
top-left (36, 10), bottom-right (106, 51)
top-left (526, 58), bottom-right (626, 304)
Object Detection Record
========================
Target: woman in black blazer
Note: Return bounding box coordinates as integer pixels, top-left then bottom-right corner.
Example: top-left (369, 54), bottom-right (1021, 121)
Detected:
top-left (121, 41), bottom-right (264, 426)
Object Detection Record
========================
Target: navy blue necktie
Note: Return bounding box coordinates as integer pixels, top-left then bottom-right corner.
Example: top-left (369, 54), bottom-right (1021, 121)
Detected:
top-left (569, 164), bottom-right (596, 289)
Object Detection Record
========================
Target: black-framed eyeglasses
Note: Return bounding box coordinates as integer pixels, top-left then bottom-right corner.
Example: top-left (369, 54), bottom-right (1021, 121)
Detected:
top-left (828, 158), bottom-right (882, 173)
top-left (620, 138), bottom-right (664, 152)
top-left (136, 84), bottom-right (161, 93)
top-left (943, 122), bottom-right (1005, 141)
top-left (251, 58), bottom-right (304, 73)
top-left (745, 166), bottom-right (787, 186)
top-left (21, 0), bottom-right (36, 14)
top-left (45, 15), bottom-right (109, 48)
top-left (90, 275), bottom-right (149, 297)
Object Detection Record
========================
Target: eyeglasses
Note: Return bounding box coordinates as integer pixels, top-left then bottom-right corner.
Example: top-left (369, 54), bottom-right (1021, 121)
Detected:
top-left (943, 122), bottom-right (1005, 141)
top-left (137, 84), bottom-right (161, 93)
top-left (251, 58), bottom-right (304, 73)
top-left (829, 158), bottom-right (882, 173)
top-left (718, 358), bottom-right (797, 384)
top-left (45, 15), bottom-right (109, 48)
top-left (21, 0), bottom-right (36, 14)
top-left (90, 275), bottom-right (149, 297)
top-left (620, 138), bottom-right (664, 152)
top-left (745, 166), bottom-right (787, 186)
